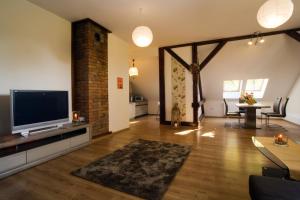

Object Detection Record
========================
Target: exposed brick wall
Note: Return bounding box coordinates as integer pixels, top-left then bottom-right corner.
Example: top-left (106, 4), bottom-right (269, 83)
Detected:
top-left (72, 19), bottom-right (110, 137)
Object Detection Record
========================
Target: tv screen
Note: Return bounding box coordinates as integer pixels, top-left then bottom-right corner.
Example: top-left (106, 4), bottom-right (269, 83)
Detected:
top-left (11, 90), bottom-right (69, 133)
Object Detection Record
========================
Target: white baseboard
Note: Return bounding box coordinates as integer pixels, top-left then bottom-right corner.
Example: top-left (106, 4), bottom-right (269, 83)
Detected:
top-left (285, 114), bottom-right (300, 125)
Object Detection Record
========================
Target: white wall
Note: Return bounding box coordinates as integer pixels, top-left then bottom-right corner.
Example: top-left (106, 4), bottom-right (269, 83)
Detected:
top-left (201, 34), bottom-right (300, 117)
top-left (286, 75), bottom-right (300, 125)
top-left (129, 47), bottom-right (159, 114)
top-left (0, 0), bottom-right (71, 135)
top-left (108, 34), bottom-right (130, 132)
top-left (128, 43), bottom-right (211, 121)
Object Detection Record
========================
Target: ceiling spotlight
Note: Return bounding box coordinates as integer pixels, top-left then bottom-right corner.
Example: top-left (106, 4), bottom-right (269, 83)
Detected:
top-left (248, 32), bottom-right (265, 46)
top-left (259, 38), bottom-right (265, 43)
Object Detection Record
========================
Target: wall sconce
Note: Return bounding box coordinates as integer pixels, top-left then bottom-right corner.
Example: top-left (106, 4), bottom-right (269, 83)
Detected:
top-left (248, 32), bottom-right (265, 46)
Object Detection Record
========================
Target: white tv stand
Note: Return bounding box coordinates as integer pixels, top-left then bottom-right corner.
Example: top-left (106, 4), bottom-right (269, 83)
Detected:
top-left (0, 123), bottom-right (90, 179)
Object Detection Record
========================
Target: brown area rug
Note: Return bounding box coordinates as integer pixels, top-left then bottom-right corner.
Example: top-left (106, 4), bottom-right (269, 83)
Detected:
top-left (72, 139), bottom-right (191, 200)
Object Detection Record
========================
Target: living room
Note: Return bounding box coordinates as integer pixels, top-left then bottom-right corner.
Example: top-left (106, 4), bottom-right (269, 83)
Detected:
top-left (0, 0), bottom-right (300, 199)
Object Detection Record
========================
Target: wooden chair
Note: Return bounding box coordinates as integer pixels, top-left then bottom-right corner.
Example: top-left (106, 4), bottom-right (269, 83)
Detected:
top-left (223, 99), bottom-right (242, 124)
top-left (261, 97), bottom-right (282, 124)
top-left (265, 98), bottom-right (289, 126)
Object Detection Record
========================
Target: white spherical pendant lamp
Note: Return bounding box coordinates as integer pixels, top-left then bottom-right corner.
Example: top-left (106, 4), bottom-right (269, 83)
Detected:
top-left (132, 26), bottom-right (153, 47)
top-left (257, 0), bottom-right (294, 29)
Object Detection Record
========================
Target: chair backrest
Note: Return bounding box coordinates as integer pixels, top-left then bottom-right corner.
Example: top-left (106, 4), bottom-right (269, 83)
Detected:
top-left (281, 98), bottom-right (289, 117)
top-left (223, 99), bottom-right (228, 115)
top-left (273, 97), bottom-right (282, 113)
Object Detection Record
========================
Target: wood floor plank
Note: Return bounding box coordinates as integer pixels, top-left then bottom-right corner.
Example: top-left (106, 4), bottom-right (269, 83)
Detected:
top-left (0, 116), bottom-right (299, 200)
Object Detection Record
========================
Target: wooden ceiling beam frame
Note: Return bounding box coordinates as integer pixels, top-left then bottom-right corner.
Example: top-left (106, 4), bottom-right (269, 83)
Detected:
top-left (192, 43), bottom-right (199, 64)
top-left (199, 41), bottom-right (227, 71)
top-left (162, 27), bottom-right (300, 49)
top-left (159, 48), bottom-right (166, 123)
top-left (159, 47), bottom-right (198, 126)
top-left (286, 31), bottom-right (300, 42)
top-left (159, 27), bottom-right (300, 126)
top-left (165, 48), bottom-right (191, 71)
top-left (191, 44), bottom-right (200, 125)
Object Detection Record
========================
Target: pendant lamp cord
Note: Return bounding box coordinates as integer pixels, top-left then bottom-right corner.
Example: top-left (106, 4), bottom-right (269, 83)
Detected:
top-left (139, 8), bottom-right (144, 26)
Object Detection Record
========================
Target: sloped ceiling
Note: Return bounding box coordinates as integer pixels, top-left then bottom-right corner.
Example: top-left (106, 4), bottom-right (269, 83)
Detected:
top-left (29, 0), bottom-right (300, 48)
top-left (201, 34), bottom-right (300, 115)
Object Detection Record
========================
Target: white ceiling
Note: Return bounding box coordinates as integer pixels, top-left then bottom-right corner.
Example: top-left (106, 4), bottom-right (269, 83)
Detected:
top-left (29, 0), bottom-right (300, 48)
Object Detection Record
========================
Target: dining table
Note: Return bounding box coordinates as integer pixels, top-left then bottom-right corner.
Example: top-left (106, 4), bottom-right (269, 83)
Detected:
top-left (236, 103), bottom-right (271, 129)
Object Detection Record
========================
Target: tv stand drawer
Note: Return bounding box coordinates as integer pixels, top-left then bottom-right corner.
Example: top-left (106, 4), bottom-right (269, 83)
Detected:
top-left (70, 133), bottom-right (90, 148)
top-left (0, 152), bottom-right (26, 173)
top-left (27, 139), bottom-right (70, 163)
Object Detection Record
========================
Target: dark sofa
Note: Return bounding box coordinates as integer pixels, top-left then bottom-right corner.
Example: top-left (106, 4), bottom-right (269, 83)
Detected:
top-left (249, 175), bottom-right (300, 200)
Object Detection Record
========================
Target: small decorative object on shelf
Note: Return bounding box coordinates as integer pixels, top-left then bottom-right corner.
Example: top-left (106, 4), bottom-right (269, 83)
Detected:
top-left (72, 111), bottom-right (80, 124)
top-left (171, 103), bottom-right (181, 129)
top-left (274, 133), bottom-right (288, 146)
top-left (79, 116), bottom-right (85, 123)
top-left (239, 92), bottom-right (257, 105)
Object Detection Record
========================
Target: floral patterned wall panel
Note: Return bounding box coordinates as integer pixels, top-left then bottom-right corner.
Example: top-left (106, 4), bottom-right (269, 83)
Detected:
top-left (171, 57), bottom-right (186, 120)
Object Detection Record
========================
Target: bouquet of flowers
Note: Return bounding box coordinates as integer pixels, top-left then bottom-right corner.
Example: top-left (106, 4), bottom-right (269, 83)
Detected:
top-left (239, 92), bottom-right (256, 105)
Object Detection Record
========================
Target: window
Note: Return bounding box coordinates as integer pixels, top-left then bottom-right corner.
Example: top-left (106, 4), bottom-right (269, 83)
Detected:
top-left (245, 79), bottom-right (268, 98)
top-left (223, 80), bottom-right (243, 99)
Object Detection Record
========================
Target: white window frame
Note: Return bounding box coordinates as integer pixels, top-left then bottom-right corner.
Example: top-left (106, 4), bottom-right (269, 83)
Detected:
top-left (223, 80), bottom-right (243, 99)
top-left (245, 79), bottom-right (269, 99)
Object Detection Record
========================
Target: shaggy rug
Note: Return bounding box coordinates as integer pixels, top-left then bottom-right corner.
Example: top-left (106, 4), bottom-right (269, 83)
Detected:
top-left (72, 139), bottom-right (191, 200)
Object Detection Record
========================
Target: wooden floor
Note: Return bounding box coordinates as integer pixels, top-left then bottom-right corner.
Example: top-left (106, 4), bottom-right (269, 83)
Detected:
top-left (0, 116), bottom-right (299, 200)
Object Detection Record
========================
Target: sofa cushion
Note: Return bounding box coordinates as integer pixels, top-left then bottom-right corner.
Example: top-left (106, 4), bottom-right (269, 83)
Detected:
top-left (249, 175), bottom-right (300, 200)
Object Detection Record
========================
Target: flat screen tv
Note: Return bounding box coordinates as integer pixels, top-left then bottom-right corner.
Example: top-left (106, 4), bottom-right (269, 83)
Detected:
top-left (11, 90), bottom-right (69, 135)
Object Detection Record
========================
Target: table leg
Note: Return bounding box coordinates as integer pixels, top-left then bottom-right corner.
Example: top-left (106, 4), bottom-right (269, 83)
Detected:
top-left (245, 107), bottom-right (257, 129)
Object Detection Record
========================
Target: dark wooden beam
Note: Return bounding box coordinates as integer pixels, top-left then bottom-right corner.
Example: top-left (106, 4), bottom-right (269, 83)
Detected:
top-left (162, 27), bottom-right (300, 49)
top-left (191, 63), bottom-right (200, 126)
top-left (191, 45), bottom-right (199, 125)
top-left (159, 48), bottom-right (166, 123)
top-left (192, 44), bottom-right (207, 119)
top-left (198, 73), bottom-right (205, 116)
top-left (192, 44), bottom-right (205, 120)
top-left (199, 112), bottom-right (205, 122)
top-left (199, 41), bottom-right (226, 71)
top-left (165, 48), bottom-right (191, 71)
top-left (286, 31), bottom-right (300, 42)
top-left (192, 44), bottom-right (198, 64)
